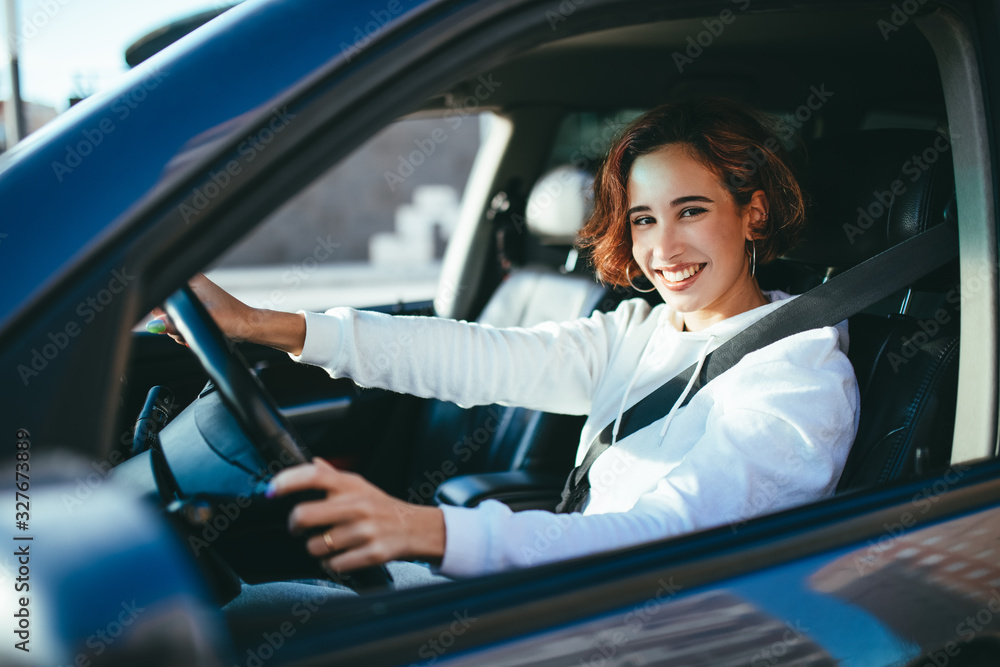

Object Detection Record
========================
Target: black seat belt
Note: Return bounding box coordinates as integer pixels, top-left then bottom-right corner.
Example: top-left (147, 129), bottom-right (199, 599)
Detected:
top-left (556, 222), bottom-right (959, 513)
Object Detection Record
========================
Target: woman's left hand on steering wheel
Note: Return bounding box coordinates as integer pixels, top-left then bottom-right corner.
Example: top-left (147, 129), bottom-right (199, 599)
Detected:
top-left (271, 457), bottom-right (446, 573)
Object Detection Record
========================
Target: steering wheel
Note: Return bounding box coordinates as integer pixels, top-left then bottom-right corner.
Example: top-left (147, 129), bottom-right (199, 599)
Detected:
top-left (163, 285), bottom-right (311, 472)
top-left (161, 286), bottom-right (393, 592)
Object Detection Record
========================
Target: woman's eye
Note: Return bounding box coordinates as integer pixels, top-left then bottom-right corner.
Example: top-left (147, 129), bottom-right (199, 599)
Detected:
top-left (680, 207), bottom-right (708, 218)
top-left (631, 216), bottom-right (654, 226)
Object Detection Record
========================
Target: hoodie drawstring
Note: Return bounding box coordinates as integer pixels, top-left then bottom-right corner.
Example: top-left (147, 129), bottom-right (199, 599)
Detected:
top-left (610, 318), bottom-right (718, 450)
top-left (610, 317), bottom-right (665, 449)
top-left (657, 334), bottom-right (716, 447)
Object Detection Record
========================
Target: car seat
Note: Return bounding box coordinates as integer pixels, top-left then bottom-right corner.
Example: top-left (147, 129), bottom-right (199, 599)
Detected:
top-left (406, 165), bottom-right (615, 504)
top-left (778, 129), bottom-right (960, 491)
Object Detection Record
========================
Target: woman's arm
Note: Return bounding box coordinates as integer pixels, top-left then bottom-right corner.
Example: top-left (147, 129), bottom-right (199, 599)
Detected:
top-left (245, 309), bottom-right (306, 356)
top-left (151, 273), bottom-right (307, 355)
top-left (290, 307), bottom-right (620, 415)
top-left (152, 274), bottom-right (644, 416)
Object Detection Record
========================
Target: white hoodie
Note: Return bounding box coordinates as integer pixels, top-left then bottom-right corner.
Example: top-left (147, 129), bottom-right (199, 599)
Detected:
top-left (291, 291), bottom-right (860, 578)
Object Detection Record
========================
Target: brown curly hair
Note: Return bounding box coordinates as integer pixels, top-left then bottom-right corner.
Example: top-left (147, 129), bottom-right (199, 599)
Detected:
top-left (577, 98), bottom-right (807, 287)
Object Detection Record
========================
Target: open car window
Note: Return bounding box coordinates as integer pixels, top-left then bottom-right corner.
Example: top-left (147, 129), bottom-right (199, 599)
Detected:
top-left (207, 113), bottom-right (498, 312)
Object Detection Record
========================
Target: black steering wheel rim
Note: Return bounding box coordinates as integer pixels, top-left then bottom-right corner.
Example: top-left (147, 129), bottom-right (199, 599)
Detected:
top-left (163, 286), bottom-right (397, 593)
top-left (163, 285), bottom-right (312, 473)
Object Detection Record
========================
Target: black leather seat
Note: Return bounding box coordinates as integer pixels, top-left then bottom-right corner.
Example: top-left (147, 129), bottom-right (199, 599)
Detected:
top-left (407, 166), bottom-right (612, 503)
top-left (437, 129), bottom-right (961, 509)
top-left (781, 129), bottom-right (960, 491)
top-left (839, 313), bottom-right (958, 489)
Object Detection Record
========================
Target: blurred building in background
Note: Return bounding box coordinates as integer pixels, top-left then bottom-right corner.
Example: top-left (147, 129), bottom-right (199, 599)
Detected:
top-left (0, 99), bottom-right (56, 149)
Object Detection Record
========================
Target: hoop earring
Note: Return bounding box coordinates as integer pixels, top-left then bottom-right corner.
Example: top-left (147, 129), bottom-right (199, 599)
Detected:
top-left (746, 240), bottom-right (757, 278)
top-left (626, 269), bottom-right (656, 293)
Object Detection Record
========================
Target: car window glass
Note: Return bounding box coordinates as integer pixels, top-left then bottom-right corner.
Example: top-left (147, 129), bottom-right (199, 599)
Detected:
top-left (207, 113), bottom-right (497, 311)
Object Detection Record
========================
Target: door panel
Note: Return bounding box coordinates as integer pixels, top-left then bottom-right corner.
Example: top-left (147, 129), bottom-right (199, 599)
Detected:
top-left (438, 502), bottom-right (1000, 666)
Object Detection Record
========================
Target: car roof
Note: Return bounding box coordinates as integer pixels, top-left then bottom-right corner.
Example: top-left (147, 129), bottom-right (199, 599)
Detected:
top-left (437, 10), bottom-right (940, 115)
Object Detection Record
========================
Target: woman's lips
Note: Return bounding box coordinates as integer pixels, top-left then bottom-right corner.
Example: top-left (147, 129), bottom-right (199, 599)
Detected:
top-left (655, 263), bottom-right (706, 291)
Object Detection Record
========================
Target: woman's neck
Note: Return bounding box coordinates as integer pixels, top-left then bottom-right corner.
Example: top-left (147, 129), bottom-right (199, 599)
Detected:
top-left (681, 279), bottom-right (768, 333)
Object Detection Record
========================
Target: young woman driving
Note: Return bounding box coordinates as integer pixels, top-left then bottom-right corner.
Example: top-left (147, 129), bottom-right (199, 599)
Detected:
top-left (153, 97), bottom-right (859, 585)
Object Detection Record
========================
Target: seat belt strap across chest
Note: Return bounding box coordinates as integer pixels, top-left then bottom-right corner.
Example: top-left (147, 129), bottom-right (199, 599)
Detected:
top-left (555, 222), bottom-right (959, 513)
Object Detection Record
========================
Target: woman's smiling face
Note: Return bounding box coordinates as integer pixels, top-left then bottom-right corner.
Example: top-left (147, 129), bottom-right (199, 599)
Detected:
top-left (628, 143), bottom-right (767, 331)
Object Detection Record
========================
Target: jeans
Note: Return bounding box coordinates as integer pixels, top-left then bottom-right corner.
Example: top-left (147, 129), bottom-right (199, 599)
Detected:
top-left (223, 561), bottom-right (452, 614)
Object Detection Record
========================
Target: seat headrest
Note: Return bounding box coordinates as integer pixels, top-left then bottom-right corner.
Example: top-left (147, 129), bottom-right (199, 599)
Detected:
top-left (782, 129), bottom-right (955, 277)
top-left (525, 165), bottom-right (595, 244)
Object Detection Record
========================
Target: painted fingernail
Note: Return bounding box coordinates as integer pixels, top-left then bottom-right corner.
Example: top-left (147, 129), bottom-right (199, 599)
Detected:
top-left (264, 480), bottom-right (277, 499)
top-left (146, 319), bottom-right (167, 334)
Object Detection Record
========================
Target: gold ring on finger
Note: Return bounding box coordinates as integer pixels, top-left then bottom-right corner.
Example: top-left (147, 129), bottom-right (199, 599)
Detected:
top-left (323, 529), bottom-right (336, 552)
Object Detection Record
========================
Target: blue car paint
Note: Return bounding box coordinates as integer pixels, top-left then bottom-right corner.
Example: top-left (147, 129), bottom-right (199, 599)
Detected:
top-left (0, 0), bottom-right (429, 331)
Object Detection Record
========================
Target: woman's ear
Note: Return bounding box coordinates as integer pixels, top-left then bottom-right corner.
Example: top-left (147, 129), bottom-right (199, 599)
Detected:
top-left (744, 189), bottom-right (770, 241)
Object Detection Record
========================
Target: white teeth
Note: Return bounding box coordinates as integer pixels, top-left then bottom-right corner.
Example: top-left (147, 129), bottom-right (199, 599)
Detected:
top-left (662, 264), bottom-right (703, 282)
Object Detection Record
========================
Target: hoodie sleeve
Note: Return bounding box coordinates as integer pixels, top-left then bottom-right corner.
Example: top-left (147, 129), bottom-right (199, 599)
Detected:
top-left (437, 325), bottom-right (859, 578)
top-left (287, 302), bottom-right (649, 416)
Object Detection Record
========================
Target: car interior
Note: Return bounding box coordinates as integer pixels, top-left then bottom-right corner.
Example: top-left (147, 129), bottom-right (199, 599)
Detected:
top-left (105, 3), bottom-right (987, 628)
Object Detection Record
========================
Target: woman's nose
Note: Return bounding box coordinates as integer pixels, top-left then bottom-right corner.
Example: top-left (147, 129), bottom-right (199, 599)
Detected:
top-left (651, 223), bottom-right (684, 261)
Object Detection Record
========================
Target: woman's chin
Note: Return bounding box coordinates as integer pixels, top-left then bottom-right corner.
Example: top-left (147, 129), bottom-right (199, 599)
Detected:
top-left (658, 292), bottom-right (703, 314)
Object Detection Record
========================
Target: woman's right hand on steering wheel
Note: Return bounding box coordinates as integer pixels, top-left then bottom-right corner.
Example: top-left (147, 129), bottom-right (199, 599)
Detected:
top-left (149, 274), bottom-right (306, 356)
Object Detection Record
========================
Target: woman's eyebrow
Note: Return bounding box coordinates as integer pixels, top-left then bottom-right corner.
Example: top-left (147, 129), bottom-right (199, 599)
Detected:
top-left (670, 195), bottom-right (714, 207)
top-left (626, 205), bottom-right (651, 217)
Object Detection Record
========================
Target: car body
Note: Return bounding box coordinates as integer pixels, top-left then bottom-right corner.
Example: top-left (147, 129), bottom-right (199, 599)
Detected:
top-left (2, 0), bottom-right (1000, 665)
